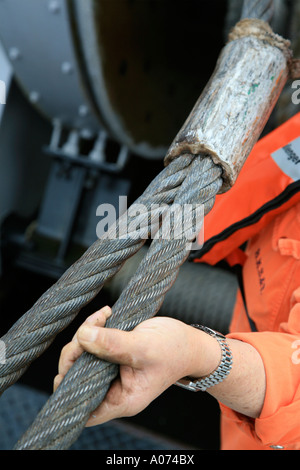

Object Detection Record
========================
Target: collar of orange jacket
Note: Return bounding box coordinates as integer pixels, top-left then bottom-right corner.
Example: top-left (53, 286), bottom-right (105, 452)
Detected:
top-left (190, 113), bottom-right (300, 266)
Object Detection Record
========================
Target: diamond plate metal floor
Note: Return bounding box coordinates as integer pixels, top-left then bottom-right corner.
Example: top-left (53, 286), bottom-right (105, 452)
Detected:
top-left (0, 384), bottom-right (189, 450)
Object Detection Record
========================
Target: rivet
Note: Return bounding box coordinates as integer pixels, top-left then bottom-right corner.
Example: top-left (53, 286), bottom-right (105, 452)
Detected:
top-left (9, 47), bottom-right (21, 61)
top-left (78, 105), bottom-right (89, 117)
top-left (81, 128), bottom-right (94, 140)
top-left (29, 91), bottom-right (41, 104)
top-left (48, 0), bottom-right (61, 14)
top-left (61, 62), bottom-right (73, 75)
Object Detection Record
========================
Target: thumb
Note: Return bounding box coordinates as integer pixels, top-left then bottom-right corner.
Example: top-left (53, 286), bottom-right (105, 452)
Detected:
top-left (77, 325), bottom-right (144, 368)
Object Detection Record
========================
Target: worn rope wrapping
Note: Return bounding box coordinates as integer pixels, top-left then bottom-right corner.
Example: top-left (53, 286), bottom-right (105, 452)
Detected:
top-left (15, 156), bottom-right (223, 450)
top-left (0, 155), bottom-right (195, 394)
top-left (228, 18), bottom-right (292, 59)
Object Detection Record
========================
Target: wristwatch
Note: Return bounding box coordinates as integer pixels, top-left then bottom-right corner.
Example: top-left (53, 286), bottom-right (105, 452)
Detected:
top-left (176, 325), bottom-right (233, 392)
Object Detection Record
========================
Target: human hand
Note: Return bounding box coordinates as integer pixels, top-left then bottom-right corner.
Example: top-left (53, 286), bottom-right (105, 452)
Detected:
top-left (53, 306), bottom-right (218, 427)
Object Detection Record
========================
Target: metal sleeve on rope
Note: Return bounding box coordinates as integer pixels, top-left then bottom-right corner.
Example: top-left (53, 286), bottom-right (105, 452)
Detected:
top-left (164, 17), bottom-right (292, 192)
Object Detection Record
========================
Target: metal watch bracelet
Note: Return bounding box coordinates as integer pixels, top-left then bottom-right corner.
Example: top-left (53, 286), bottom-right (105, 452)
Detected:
top-left (176, 325), bottom-right (233, 392)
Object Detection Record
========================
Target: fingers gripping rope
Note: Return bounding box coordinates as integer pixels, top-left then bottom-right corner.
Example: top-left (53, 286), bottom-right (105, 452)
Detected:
top-left (0, 155), bottom-right (194, 394)
top-left (15, 156), bottom-right (223, 450)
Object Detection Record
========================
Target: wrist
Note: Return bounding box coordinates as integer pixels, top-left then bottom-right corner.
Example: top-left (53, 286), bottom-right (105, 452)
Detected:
top-left (186, 325), bottom-right (223, 379)
top-left (177, 325), bottom-right (233, 393)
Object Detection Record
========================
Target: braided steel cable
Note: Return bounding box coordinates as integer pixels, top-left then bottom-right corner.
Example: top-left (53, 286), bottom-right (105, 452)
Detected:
top-left (15, 156), bottom-right (223, 450)
top-left (0, 0), bottom-right (275, 398)
top-left (0, 155), bottom-right (195, 394)
top-left (3, 0), bottom-right (277, 450)
top-left (241, 0), bottom-right (274, 23)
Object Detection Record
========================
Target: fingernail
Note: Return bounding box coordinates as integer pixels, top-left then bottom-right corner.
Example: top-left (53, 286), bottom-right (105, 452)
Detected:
top-left (78, 325), bottom-right (98, 343)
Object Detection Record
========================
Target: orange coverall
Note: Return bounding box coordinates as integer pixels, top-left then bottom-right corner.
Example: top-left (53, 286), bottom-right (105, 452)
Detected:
top-left (193, 112), bottom-right (300, 450)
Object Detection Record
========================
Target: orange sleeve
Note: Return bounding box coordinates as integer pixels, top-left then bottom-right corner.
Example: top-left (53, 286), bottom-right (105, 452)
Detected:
top-left (196, 112), bottom-right (300, 266)
top-left (222, 289), bottom-right (300, 449)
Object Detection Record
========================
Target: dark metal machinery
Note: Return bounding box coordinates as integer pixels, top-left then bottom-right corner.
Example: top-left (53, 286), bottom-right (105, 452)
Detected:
top-left (0, 0), bottom-right (229, 279)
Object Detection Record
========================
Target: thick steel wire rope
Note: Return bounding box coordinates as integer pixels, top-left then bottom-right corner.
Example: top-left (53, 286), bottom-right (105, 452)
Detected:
top-left (241, 0), bottom-right (274, 23)
top-left (0, 155), bottom-right (195, 394)
top-left (2, 0), bottom-right (275, 450)
top-left (15, 156), bottom-right (223, 450)
top-left (0, 0), bottom-right (274, 395)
